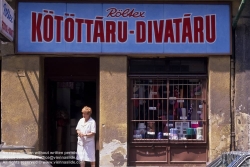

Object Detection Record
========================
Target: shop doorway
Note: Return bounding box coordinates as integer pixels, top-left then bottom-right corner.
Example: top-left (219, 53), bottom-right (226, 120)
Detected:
top-left (44, 57), bottom-right (99, 167)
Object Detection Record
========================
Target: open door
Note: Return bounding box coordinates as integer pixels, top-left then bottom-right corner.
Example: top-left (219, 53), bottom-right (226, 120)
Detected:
top-left (44, 57), bottom-right (99, 167)
top-left (47, 81), bottom-right (98, 167)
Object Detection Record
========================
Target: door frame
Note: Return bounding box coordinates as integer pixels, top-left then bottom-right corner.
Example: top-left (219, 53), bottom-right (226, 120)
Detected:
top-left (43, 56), bottom-right (100, 166)
top-left (44, 77), bottom-right (100, 165)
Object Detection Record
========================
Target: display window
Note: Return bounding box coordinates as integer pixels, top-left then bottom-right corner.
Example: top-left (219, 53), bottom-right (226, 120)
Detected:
top-left (128, 58), bottom-right (207, 144)
top-left (130, 78), bottom-right (207, 143)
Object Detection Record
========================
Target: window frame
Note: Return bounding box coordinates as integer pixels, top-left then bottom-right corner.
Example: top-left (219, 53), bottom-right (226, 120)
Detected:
top-left (128, 76), bottom-right (208, 144)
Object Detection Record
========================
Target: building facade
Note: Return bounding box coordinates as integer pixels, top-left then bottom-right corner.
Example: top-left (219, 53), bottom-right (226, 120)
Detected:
top-left (0, 0), bottom-right (249, 166)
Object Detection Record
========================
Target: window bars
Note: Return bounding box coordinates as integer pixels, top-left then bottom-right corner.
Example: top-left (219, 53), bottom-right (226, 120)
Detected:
top-left (130, 77), bottom-right (207, 143)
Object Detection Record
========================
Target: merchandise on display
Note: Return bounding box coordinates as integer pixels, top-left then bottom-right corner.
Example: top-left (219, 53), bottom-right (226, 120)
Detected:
top-left (131, 79), bottom-right (205, 141)
top-left (169, 128), bottom-right (178, 140)
top-left (138, 123), bottom-right (146, 138)
top-left (186, 128), bottom-right (196, 139)
top-left (157, 132), bottom-right (163, 139)
top-left (196, 127), bottom-right (203, 140)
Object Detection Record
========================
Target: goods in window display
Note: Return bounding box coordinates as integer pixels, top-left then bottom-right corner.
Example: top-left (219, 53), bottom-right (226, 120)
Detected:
top-left (148, 84), bottom-right (160, 99)
top-left (186, 128), bottom-right (196, 139)
top-left (133, 85), bottom-right (139, 107)
top-left (161, 114), bottom-right (174, 133)
top-left (173, 86), bottom-right (180, 120)
top-left (169, 128), bottom-right (178, 140)
top-left (138, 85), bottom-right (145, 105)
top-left (130, 77), bottom-right (206, 143)
top-left (133, 125), bottom-right (143, 139)
top-left (196, 127), bottom-right (203, 140)
top-left (147, 122), bottom-right (155, 132)
top-left (138, 123), bottom-right (146, 138)
top-left (190, 84), bottom-right (202, 97)
top-left (133, 134), bottom-right (142, 139)
top-left (187, 103), bottom-right (193, 120)
top-left (191, 121), bottom-right (199, 128)
top-left (175, 122), bottom-right (190, 139)
top-left (179, 108), bottom-right (187, 120)
top-left (175, 122), bottom-right (182, 135)
top-left (134, 130), bottom-right (140, 135)
top-left (182, 122), bottom-right (189, 136)
top-left (146, 121), bottom-right (155, 139)
top-left (157, 132), bottom-right (163, 139)
top-left (178, 89), bottom-right (187, 120)
top-left (163, 133), bottom-right (169, 139)
top-left (146, 132), bottom-right (155, 139)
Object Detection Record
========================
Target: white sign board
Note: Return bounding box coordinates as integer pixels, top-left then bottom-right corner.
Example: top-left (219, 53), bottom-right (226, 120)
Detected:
top-left (0, 0), bottom-right (14, 41)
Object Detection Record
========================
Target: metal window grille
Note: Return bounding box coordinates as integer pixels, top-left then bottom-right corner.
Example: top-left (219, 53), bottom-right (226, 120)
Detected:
top-left (129, 77), bottom-right (207, 143)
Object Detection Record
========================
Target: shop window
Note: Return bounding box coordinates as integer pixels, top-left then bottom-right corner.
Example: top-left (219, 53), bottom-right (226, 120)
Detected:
top-left (128, 57), bottom-right (207, 144)
top-left (130, 78), bottom-right (207, 142)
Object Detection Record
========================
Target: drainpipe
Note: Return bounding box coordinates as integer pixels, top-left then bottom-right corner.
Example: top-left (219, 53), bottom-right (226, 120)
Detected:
top-left (231, 0), bottom-right (246, 151)
top-left (232, 0), bottom-right (246, 29)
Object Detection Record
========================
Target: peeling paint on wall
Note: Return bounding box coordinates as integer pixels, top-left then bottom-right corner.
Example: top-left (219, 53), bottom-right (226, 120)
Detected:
top-left (235, 112), bottom-right (250, 151)
top-left (100, 139), bottom-right (127, 167)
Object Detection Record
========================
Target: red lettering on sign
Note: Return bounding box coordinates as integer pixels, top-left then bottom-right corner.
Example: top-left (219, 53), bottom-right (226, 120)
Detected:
top-left (136, 21), bottom-right (146, 43)
top-left (65, 17), bottom-right (75, 42)
top-left (194, 16), bottom-right (204, 43)
top-left (43, 14), bottom-right (53, 42)
top-left (164, 19), bottom-right (174, 43)
top-left (147, 21), bottom-right (153, 43)
top-left (182, 14), bottom-right (193, 43)
top-left (2, 21), bottom-right (13, 38)
top-left (2, 21), bottom-right (7, 31)
top-left (173, 18), bottom-right (182, 43)
top-left (106, 21), bottom-right (116, 42)
top-left (93, 19), bottom-right (105, 42)
top-left (31, 12), bottom-right (42, 42)
top-left (29, 9), bottom-right (217, 44)
top-left (85, 19), bottom-right (94, 42)
top-left (206, 14), bottom-right (216, 43)
top-left (153, 20), bottom-right (164, 43)
top-left (118, 21), bottom-right (128, 43)
top-left (54, 15), bottom-right (63, 42)
top-left (75, 18), bottom-right (84, 42)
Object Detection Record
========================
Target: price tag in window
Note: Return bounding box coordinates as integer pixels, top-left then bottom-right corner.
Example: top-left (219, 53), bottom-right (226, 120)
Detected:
top-left (180, 116), bottom-right (187, 120)
top-left (197, 111), bottom-right (202, 114)
top-left (166, 124), bottom-right (173, 127)
top-left (169, 97), bottom-right (176, 100)
top-left (177, 100), bottom-right (184, 103)
top-left (195, 92), bottom-right (201, 95)
top-left (199, 105), bottom-right (203, 109)
top-left (149, 107), bottom-right (156, 110)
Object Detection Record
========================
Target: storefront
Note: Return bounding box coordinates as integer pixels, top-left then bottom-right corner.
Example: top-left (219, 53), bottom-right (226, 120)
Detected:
top-left (1, 1), bottom-right (231, 166)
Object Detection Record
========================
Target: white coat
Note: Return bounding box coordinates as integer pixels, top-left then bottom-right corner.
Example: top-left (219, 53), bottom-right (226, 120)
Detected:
top-left (76, 117), bottom-right (96, 162)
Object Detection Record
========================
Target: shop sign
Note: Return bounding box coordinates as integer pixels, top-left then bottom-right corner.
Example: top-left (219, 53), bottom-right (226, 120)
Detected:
top-left (0, 0), bottom-right (14, 42)
top-left (17, 3), bottom-right (231, 54)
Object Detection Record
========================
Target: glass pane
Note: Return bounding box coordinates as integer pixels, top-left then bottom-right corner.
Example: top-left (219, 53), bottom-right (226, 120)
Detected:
top-left (131, 78), bottom-right (206, 142)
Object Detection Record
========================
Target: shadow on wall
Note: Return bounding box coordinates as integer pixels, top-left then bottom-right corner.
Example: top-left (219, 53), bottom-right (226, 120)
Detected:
top-left (1, 56), bottom-right (42, 150)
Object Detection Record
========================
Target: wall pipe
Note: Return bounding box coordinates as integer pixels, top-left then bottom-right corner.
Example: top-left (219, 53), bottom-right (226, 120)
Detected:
top-left (232, 0), bottom-right (246, 29)
top-left (231, 0), bottom-right (246, 151)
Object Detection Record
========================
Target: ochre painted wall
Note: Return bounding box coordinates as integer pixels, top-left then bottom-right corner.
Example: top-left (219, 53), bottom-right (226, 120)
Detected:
top-left (1, 56), bottom-right (43, 151)
top-left (99, 56), bottom-right (127, 167)
top-left (208, 56), bottom-right (231, 161)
